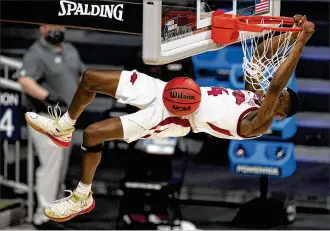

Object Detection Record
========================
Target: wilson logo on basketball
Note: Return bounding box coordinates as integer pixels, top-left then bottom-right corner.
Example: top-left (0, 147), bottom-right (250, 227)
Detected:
top-left (172, 105), bottom-right (191, 111)
top-left (169, 91), bottom-right (195, 100)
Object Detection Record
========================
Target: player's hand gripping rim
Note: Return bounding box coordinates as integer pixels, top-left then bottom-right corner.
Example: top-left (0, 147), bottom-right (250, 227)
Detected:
top-left (293, 15), bottom-right (314, 43)
top-left (293, 14), bottom-right (307, 28)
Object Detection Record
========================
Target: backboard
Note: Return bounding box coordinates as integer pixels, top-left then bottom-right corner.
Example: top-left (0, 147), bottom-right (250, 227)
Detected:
top-left (143, 0), bottom-right (281, 65)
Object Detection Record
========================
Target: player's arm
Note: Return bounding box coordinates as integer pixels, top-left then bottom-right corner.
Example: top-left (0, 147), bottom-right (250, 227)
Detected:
top-left (254, 15), bottom-right (305, 62)
top-left (245, 15), bottom-right (306, 95)
top-left (250, 22), bottom-right (314, 128)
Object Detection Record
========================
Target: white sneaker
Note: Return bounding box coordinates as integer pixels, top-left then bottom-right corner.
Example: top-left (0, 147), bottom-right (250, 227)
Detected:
top-left (25, 105), bottom-right (74, 148)
top-left (44, 190), bottom-right (95, 222)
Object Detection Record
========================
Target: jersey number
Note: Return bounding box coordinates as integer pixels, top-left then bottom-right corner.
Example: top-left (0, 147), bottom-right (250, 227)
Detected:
top-left (232, 90), bottom-right (246, 106)
top-left (207, 87), bottom-right (229, 96)
top-left (206, 87), bottom-right (247, 137)
top-left (207, 87), bottom-right (246, 105)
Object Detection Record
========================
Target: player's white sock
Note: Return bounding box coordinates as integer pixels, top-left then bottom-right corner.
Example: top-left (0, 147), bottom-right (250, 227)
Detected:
top-left (58, 112), bottom-right (76, 130)
top-left (75, 181), bottom-right (91, 198)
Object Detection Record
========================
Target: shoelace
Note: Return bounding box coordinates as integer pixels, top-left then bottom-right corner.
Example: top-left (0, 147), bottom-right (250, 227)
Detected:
top-left (54, 190), bottom-right (72, 203)
top-left (53, 190), bottom-right (76, 215)
top-left (47, 104), bottom-right (70, 136)
top-left (48, 103), bottom-right (62, 123)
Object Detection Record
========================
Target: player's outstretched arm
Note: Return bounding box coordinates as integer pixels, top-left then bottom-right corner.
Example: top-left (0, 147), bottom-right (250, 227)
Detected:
top-left (245, 15), bottom-right (306, 95)
top-left (252, 21), bottom-right (314, 123)
top-left (254, 14), bottom-right (306, 62)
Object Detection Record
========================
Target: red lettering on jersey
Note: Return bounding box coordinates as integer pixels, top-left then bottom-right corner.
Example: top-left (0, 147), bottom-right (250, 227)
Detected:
top-left (207, 87), bottom-right (229, 96)
top-left (130, 72), bottom-right (138, 85)
top-left (232, 90), bottom-right (246, 105)
top-left (207, 122), bottom-right (233, 137)
top-left (207, 87), bottom-right (246, 105)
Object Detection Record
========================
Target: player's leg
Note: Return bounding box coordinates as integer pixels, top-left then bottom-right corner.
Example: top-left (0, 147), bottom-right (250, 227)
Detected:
top-left (44, 117), bottom-right (124, 222)
top-left (44, 104), bottom-right (156, 222)
top-left (67, 69), bottom-right (121, 120)
top-left (25, 69), bottom-right (122, 147)
top-left (67, 69), bottom-right (165, 120)
top-left (25, 69), bottom-right (166, 148)
top-left (44, 97), bottom-right (190, 222)
top-left (79, 118), bottom-right (124, 184)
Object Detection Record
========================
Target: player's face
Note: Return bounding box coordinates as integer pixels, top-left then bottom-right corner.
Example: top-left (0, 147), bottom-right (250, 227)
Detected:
top-left (274, 89), bottom-right (290, 119)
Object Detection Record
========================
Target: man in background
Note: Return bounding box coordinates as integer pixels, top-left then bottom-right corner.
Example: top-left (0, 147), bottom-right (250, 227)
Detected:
top-left (13, 24), bottom-right (86, 228)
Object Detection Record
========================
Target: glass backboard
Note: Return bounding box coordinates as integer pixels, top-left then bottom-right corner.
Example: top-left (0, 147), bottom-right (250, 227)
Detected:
top-left (143, 0), bottom-right (281, 65)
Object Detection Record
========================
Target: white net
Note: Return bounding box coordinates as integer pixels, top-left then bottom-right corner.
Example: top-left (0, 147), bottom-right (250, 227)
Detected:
top-left (239, 19), bottom-right (300, 91)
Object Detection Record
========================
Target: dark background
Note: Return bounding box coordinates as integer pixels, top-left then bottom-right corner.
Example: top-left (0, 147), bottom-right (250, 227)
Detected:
top-left (0, 0), bottom-right (329, 229)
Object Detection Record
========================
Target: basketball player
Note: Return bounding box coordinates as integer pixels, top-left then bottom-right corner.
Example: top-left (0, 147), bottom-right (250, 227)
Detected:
top-left (24, 15), bottom-right (313, 222)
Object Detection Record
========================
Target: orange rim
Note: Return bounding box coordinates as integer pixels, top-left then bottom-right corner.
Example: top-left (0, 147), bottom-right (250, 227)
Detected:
top-left (236, 15), bottom-right (305, 33)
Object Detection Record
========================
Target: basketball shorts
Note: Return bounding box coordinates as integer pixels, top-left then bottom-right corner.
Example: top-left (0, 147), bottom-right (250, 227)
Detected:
top-left (115, 70), bottom-right (191, 143)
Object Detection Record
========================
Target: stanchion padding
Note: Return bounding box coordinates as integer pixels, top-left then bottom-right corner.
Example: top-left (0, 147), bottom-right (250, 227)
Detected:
top-left (228, 140), bottom-right (296, 178)
top-left (263, 116), bottom-right (297, 140)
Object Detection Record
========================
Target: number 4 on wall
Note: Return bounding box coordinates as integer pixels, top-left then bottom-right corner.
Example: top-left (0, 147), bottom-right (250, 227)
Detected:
top-left (0, 109), bottom-right (15, 137)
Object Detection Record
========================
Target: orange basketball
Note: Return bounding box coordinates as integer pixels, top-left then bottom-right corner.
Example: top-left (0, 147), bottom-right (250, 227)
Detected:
top-left (162, 77), bottom-right (201, 116)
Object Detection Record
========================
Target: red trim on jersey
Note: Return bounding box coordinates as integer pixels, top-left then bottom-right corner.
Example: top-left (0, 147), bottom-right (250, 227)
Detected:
top-left (207, 122), bottom-right (233, 137)
top-left (151, 117), bottom-right (191, 130)
top-left (141, 134), bottom-right (151, 138)
top-left (236, 107), bottom-right (260, 138)
top-left (154, 129), bottom-right (167, 133)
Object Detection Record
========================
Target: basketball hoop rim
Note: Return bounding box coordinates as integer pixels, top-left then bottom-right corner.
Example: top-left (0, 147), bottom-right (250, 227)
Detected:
top-left (236, 15), bottom-right (305, 32)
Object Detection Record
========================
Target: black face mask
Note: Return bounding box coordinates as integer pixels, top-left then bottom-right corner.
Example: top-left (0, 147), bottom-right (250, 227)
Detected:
top-left (45, 29), bottom-right (65, 45)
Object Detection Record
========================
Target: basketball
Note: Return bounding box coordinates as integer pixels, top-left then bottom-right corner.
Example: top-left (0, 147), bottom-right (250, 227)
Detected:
top-left (162, 77), bottom-right (201, 116)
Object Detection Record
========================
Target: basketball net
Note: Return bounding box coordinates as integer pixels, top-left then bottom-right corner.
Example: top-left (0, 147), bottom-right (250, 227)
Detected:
top-left (239, 20), bottom-right (300, 91)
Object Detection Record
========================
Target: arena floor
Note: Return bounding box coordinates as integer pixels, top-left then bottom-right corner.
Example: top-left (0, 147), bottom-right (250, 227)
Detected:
top-left (7, 196), bottom-right (330, 230)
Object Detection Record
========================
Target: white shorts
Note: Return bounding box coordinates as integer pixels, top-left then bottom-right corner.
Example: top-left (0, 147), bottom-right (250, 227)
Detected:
top-left (116, 70), bottom-right (191, 143)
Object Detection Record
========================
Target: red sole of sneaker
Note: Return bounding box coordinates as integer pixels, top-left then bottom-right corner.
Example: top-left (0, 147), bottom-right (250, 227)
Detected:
top-left (46, 134), bottom-right (71, 148)
top-left (46, 200), bottom-right (96, 223)
top-left (25, 113), bottom-right (71, 148)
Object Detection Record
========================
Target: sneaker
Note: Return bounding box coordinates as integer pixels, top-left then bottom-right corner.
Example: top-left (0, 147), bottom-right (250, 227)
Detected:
top-left (44, 190), bottom-right (95, 222)
top-left (25, 105), bottom-right (74, 148)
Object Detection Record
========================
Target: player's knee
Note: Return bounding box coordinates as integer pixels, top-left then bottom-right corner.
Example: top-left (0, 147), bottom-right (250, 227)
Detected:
top-left (81, 69), bottom-right (98, 90)
top-left (83, 123), bottom-right (102, 146)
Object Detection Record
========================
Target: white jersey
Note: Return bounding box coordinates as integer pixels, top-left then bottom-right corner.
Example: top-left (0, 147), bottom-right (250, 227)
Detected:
top-left (188, 87), bottom-right (261, 140)
top-left (117, 70), bottom-right (263, 143)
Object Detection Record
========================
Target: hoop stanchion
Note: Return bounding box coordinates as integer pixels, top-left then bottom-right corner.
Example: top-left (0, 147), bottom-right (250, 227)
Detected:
top-left (228, 140), bottom-right (296, 179)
